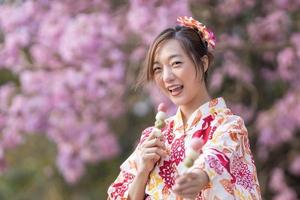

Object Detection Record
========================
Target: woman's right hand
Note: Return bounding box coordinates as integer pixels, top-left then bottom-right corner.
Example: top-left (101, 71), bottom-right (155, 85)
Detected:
top-left (137, 131), bottom-right (168, 174)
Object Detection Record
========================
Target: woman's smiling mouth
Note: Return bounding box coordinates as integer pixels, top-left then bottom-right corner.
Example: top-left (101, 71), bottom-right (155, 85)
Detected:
top-left (167, 85), bottom-right (184, 96)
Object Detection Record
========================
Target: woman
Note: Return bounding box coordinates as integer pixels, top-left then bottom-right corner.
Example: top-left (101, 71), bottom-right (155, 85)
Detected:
top-left (107, 16), bottom-right (261, 200)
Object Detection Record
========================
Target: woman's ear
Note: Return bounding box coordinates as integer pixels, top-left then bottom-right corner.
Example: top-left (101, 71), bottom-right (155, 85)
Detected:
top-left (201, 55), bottom-right (209, 73)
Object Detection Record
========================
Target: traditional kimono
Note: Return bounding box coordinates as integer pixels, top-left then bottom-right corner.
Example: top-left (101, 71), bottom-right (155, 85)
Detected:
top-left (107, 97), bottom-right (261, 200)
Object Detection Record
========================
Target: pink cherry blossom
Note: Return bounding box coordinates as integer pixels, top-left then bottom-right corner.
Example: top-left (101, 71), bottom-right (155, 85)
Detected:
top-left (0, 0), bottom-right (124, 183)
top-left (217, 0), bottom-right (256, 17)
top-left (289, 155), bottom-right (300, 176)
top-left (277, 47), bottom-right (297, 81)
top-left (247, 10), bottom-right (290, 45)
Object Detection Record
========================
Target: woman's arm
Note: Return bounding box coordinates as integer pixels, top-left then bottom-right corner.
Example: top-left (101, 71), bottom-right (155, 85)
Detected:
top-left (127, 170), bottom-right (150, 200)
top-left (107, 170), bottom-right (149, 200)
top-left (128, 131), bottom-right (167, 199)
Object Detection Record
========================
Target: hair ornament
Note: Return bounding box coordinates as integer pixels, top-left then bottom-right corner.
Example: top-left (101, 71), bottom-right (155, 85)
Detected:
top-left (177, 16), bottom-right (216, 49)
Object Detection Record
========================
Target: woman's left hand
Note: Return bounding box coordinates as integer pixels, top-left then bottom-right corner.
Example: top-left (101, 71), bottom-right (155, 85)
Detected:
top-left (172, 169), bottom-right (209, 199)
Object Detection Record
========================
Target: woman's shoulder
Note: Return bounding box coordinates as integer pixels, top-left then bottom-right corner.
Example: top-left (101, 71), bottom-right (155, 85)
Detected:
top-left (215, 108), bottom-right (247, 132)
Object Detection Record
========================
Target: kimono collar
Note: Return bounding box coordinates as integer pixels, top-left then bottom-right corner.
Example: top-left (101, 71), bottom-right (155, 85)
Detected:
top-left (173, 97), bottom-right (227, 132)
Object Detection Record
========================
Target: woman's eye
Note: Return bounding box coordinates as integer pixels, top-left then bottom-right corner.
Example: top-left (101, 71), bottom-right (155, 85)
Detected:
top-left (172, 61), bottom-right (182, 66)
top-left (153, 67), bottom-right (161, 73)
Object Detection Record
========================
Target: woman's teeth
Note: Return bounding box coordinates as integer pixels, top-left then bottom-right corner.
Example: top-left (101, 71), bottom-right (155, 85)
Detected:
top-left (169, 85), bottom-right (183, 96)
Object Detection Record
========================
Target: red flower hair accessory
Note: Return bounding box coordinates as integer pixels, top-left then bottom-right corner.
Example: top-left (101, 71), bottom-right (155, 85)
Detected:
top-left (177, 16), bottom-right (216, 49)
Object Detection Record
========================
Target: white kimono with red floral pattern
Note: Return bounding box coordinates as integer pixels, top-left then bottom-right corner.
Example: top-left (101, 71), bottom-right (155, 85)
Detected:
top-left (107, 97), bottom-right (261, 200)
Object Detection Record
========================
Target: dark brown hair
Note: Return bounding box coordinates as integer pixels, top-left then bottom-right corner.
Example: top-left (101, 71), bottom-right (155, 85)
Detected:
top-left (136, 26), bottom-right (214, 87)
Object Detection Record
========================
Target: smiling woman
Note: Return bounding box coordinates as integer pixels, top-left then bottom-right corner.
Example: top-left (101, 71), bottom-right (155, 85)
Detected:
top-left (107, 16), bottom-right (262, 200)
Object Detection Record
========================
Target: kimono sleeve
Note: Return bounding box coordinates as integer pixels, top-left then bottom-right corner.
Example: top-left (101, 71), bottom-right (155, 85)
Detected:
top-left (107, 127), bottom-right (154, 200)
top-left (192, 115), bottom-right (261, 199)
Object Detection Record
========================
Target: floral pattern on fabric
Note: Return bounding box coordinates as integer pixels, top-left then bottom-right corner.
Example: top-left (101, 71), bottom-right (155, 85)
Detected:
top-left (220, 179), bottom-right (234, 195)
top-left (107, 97), bottom-right (262, 200)
top-left (166, 120), bottom-right (175, 144)
top-left (108, 171), bottom-right (135, 199)
top-left (207, 155), bottom-right (224, 175)
top-left (231, 155), bottom-right (254, 190)
top-left (159, 160), bottom-right (176, 189)
top-left (170, 135), bottom-right (185, 165)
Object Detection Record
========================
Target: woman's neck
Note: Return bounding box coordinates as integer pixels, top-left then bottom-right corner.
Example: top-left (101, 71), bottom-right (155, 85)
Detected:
top-left (180, 92), bottom-right (211, 126)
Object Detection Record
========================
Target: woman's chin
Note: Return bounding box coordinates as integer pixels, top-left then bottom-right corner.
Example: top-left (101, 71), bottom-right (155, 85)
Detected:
top-left (169, 97), bottom-right (186, 107)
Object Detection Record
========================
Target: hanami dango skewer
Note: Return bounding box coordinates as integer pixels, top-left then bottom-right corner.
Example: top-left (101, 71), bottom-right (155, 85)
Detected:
top-left (152, 103), bottom-right (167, 138)
top-left (183, 137), bottom-right (204, 168)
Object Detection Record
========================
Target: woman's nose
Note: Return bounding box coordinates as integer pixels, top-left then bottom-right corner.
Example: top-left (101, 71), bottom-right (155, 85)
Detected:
top-left (162, 66), bottom-right (175, 82)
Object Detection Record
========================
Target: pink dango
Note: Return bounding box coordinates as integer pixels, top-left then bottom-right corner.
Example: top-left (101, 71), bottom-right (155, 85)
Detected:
top-left (190, 138), bottom-right (203, 152)
top-left (158, 103), bottom-right (167, 113)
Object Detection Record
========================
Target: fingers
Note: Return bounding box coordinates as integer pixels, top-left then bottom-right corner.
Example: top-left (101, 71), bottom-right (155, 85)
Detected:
top-left (141, 137), bottom-right (166, 150)
top-left (175, 172), bottom-right (198, 184)
top-left (146, 129), bottom-right (166, 143)
top-left (173, 172), bottom-right (202, 198)
top-left (140, 146), bottom-right (168, 165)
top-left (173, 185), bottom-right (199, 199)
top-left (173, 175), bottom-right (198, 191)
top-left (144, 147), bottom-right (168, 158)
top-left (176, 187), bottom-right (199, 198)
top-left (173, 180), bottom-right (199, 193)
top-left (147, 129), bottom-right (158, 140)
top-left (143, 152), bottom-right (161, 163)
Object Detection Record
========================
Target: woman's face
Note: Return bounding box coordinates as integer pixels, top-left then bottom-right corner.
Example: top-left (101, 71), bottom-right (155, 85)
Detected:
top-left (153, 39), bottom-right (207, 110)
